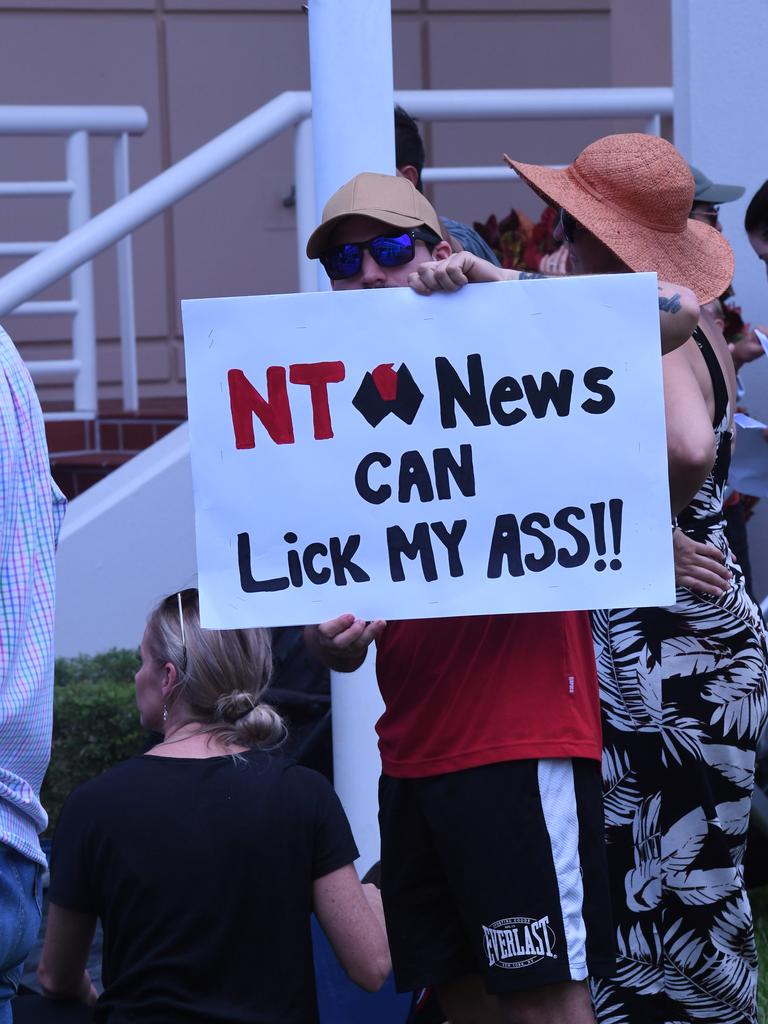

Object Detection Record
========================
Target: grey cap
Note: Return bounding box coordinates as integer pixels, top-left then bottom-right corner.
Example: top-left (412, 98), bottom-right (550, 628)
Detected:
top-left (689, 165), bottom-right (745, 205)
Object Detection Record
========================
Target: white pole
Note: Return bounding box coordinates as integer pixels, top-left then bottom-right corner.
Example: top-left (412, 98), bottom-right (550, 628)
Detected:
top-left (307, 0), bottom-right (395, 873)
top-left (113, 132), bottom-right (139, 412)
top-left (294, 118), bottom-right (320, 293)
top-left (308, 0), bottom-right (395, 216)
top-left (66, 130), bottom-right (97, 416)
top-left (672, 0), bottom-right (768, 602)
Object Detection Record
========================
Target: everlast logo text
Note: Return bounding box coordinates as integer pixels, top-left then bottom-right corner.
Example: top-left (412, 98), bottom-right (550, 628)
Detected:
top-left (482, 915), bottom-right (557, 970)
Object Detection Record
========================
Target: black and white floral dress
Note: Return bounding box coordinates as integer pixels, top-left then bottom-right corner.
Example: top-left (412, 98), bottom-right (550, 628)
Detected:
top-left (591, 327), bottom-right (768, 1024)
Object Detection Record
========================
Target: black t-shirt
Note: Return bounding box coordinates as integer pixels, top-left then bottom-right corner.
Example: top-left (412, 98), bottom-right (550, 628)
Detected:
top-left (49, 750), bottom-right (358, 1023)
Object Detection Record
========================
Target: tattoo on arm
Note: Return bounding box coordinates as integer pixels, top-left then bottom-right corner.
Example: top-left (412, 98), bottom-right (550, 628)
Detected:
top-left (658, 292), bottom-right (682, 314)
top-left (518, 271), bottom-right (547, 280)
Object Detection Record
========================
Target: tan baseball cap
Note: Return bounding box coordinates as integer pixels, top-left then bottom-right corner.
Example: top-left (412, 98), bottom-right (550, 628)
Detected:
top-left (306, 172), bottom-right (444, 258)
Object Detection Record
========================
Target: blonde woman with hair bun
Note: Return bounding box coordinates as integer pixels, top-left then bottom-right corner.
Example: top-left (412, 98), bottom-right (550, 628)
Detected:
top-left (37, 588), bottom-right (390, 1023)
top-left (134, 587), bottom-right (284, 757)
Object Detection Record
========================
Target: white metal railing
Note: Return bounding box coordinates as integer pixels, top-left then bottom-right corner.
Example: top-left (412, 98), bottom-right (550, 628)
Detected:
top-left (398, 88), bottom-right (665, 186)
top-left (0, 106), bottom-right (147, 418)
top-left (0, 88), bottom-right (672, 409)
top-left (0, 92), bottom-right (312, 327)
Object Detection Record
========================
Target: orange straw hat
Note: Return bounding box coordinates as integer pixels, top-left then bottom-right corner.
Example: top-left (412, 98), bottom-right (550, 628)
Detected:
top-left (504, 133), bottom-right (733, 304)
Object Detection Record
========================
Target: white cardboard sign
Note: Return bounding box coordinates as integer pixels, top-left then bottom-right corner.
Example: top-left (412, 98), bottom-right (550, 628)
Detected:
top-left (730, 412), bottom-right (768, 497)
top-left (182, 273), bottom-right (675, 629)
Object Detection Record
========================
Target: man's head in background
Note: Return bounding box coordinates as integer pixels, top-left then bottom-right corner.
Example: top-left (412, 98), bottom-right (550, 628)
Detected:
top-left (745, 180), bottom-right (768, 278)
top-left (394, 105), bottom-right (426, 192)
top-left (306, 172), bottom-right (451, 291)
top-left (688, 165), bottom-right (744, 234)
top-left (393, 105), bottom-right (502, 267)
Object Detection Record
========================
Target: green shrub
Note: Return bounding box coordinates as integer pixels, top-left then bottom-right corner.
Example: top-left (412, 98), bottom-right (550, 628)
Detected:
top-left (42, 649), bottom-right (150, 833)
top-left (54, 648), bottom-right (140, 689)
top-left (753, 887), bottom-right (768, 1024)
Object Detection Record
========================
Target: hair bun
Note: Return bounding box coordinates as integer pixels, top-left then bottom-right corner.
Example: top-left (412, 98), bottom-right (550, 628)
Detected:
top-left (215, 691), bottom-right (257, 722)
top-left (212, 690), bottom-right (285, 748)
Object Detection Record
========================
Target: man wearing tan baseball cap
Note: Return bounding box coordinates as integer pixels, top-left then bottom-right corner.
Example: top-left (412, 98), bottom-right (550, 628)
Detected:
top-left (304, 169), bottom-right (712, 1024)
top-left (305, 171), bottom-right (454, 294)
top-left (305, 171), bottom-right (627, 1024)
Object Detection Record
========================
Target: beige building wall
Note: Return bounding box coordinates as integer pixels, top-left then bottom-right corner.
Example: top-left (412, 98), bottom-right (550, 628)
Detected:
top-left (0, 0), bottom-right (671, 407)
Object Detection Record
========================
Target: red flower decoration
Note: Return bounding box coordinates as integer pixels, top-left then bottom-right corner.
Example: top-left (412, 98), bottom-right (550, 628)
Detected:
top-left (474, 204), bottom-right (561, 272)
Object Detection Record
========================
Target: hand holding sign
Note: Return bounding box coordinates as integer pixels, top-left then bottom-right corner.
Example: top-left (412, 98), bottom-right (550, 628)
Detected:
top-left (304, 615), bottom-right (387, 674)
top-left (755, 327), bottom-right (768, 357)
top-left (729, 327), bottom-right (768, 372)
top-left (408, 250), bottom-right (510, 295)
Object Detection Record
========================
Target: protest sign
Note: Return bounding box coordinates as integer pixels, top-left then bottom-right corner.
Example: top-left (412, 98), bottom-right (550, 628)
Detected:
top-left (730, 412), bottom-right (768, 497)
top-left (182, 272), bottom-right (674, 629)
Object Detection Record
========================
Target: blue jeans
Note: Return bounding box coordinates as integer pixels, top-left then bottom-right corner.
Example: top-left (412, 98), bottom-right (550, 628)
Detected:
top-left (0, 846), bottom-right (42, 1023)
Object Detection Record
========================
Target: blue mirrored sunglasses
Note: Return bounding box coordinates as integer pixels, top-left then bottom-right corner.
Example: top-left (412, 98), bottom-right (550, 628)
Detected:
top-left (321, 228), bottom-right (440, 281)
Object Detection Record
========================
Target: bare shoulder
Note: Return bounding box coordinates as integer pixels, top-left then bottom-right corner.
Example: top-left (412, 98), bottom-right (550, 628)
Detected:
top-left (665, 313), bottom-right (734, 432)
top-left (692, 311), bottom-right (737, 414)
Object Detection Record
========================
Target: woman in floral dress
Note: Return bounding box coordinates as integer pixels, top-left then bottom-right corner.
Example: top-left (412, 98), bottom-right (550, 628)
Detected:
top-left (506, 133), bottom-right (768, 1024)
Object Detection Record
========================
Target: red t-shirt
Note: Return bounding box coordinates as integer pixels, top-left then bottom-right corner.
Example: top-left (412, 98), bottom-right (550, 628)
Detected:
top-left (374, 611), bottom-right (601, 778)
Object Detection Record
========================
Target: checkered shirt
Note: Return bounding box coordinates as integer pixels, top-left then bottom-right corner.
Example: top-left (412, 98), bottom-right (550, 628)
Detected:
top-left (0, 326), bottom-right (66, 865)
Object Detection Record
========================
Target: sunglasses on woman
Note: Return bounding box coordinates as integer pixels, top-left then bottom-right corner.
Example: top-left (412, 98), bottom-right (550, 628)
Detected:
top-left (692, 203), bottom-right (721, 226)
top-left (557, 208), bottom-right (582, 244)
top-left (321, 227), bottom-right (441, 281)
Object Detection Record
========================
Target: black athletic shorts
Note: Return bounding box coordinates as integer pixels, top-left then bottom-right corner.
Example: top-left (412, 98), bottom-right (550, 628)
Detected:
top-left (379, 758), bottom-right (616, 995)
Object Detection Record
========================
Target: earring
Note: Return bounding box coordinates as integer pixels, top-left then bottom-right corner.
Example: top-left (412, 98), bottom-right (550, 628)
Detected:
top-left (162, 704), bottom-right (168, 723)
